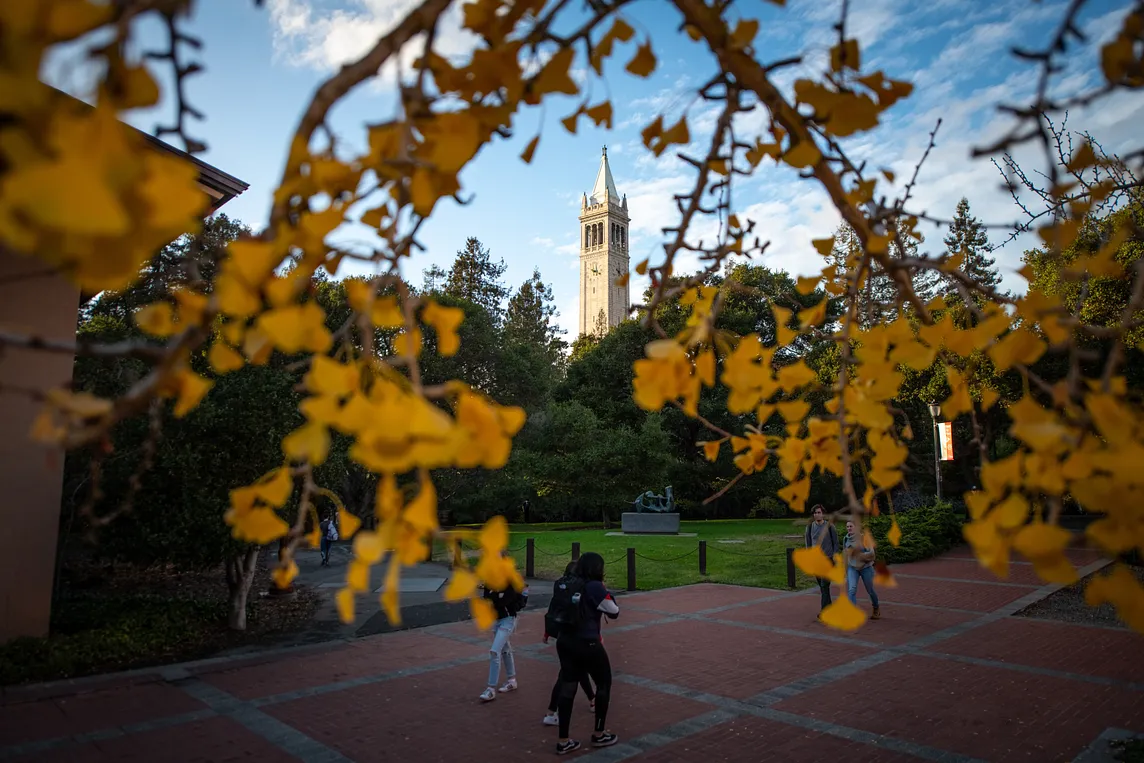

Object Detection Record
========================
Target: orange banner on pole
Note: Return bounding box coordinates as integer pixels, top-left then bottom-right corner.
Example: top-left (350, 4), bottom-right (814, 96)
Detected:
top-left (939, 421), bottom-right (954, 461)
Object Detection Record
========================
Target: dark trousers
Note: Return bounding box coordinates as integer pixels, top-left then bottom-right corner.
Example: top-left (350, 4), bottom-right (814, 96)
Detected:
top-left (556, 635), bottom-right (612, 738)
top-left (320, 537), bottom-right (332, 563)
top-left (816, 577), bottom-right (832, 610)
top-left (548, 672), bottom-right (595, 712)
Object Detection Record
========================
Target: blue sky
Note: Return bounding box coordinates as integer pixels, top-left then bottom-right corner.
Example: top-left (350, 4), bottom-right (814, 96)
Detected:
top-left (44, 0), bottom-right (1139, 339)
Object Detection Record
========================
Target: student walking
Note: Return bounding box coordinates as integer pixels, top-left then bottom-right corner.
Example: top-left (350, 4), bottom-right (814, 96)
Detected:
top-left (551, 552), bottom-right (619, 755)
top-left (843, 519), bottom-right (881, 619)
top-left (319, 512), bottom-right (338, 566)
top-left (478, 571), bottom-right (528, 702)
top-left (542, 562), bottom-right (596, 726)
top-left (804, 504), bottom-right (839, 620)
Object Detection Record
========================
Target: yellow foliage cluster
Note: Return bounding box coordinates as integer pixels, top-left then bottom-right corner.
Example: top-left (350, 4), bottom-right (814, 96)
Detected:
top-left (3, 0), bottom-right (1144, 638)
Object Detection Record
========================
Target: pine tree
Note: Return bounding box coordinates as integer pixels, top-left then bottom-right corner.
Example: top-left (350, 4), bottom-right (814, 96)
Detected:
top-left (828, 223), bottom-right (895, 328)
top-left (944, 197), bottom-right (1001, 294)
top-left (440, 237), bottom-right (509, 319)
top-left (505, 269), bottom-right (567, 360)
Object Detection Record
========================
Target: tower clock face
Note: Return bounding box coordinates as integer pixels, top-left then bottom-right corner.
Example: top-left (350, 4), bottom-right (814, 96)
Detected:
top-left (591, 264), bottom-right (600, 276)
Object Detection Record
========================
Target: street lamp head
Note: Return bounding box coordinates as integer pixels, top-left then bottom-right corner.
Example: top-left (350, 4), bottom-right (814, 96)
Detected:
top-left (927, 403), bottom-right (941, 419)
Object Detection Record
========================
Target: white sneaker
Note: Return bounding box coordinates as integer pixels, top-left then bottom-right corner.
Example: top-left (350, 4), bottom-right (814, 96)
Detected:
top-left (479, 687), bottom-right (496, 702)
top-left (498, 678), bottom-right (518, 693)
top-left (543, 712), bottom-right (559, 726)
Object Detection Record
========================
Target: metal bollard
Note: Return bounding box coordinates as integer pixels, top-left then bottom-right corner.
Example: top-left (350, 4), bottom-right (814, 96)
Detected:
top-left (526, 538), bottom-right (535, 578)
top-left (786, 547), bottom-right (796, 589)
top-left (699, 540), bottom-right (707, 576)
top-left (572, 542), bottom-right (581, 562)
top-left (626, 547), bottom-right (636, 591)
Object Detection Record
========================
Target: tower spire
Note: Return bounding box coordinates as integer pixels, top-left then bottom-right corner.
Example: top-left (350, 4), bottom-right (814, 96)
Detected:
top-left (590, 147), bottom-right (619, 205)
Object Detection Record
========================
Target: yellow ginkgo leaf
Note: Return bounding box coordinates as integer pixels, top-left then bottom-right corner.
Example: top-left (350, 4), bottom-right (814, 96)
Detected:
top-left (347, 560), bottom-right (370, 592)
top-left (339, 509), bottom-right (362, 541)
top-left (784, 140), bottom-right (821, 169)
top-left (404, 476), bottom-right (439, 533)
top-left (231, 507), bottom-right (289, 544)
top-left (470, 596), bottom-right (497, 630)
top-left (173, 371), bottom-right (213, 418)
top-left (625, 41), bottom-right (657, 78)
top-left (353, 531), bottom-right (386, 565)
top-left (888, 517), bottom-right (902, 547)
top-left (135, 302), bottom-right (177, 337)
top-left (820, 597), bottom-right (867, 631)
top-left (208, 342), bottom-right (245, 374)
top-left (445, 568), bottom-right (479, 602)
top-left (336, 587), bottom-right (355, 624)
top-left (256, 467), bottom-right (293, 507)
top-left (701, 439), bottom-right (723, 462)
top-left (272, 560), bottom-right (299, 590)
top-left (479, 514), bottom-right (509, 554)
top-left (520, 135), bottom-right (540, 164)
top-left (282, 422), bottom-right (330, 465)
top-left (585, 101), bottom-right (613, 128)
top-left (381, 556), bottom-right (402, 625)
top-left (793, 546), bottom-right (834, 578)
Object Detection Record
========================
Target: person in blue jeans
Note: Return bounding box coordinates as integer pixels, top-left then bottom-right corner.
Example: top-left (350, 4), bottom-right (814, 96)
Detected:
top-left (478, 574), bottom-right (528, 702)
top-left (843, 519), bottom-right (881, 620)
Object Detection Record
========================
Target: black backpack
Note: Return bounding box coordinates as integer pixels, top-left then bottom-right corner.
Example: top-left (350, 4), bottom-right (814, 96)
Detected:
top-left (545, 573), bottom-right (586, 636)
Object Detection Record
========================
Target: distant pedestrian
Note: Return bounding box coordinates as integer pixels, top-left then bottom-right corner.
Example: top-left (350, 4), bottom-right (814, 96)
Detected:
top-left (543, 562), bottom-right (596, 726)
top-left (552, 552), bottom-right (619, 754)
top-left (479, 558), bottom-right (528, 702)
top-left (804, 504), bottom-right (839, 621)
top-left (843, 519), bottom-right (881, 620)
top-left (319, 512), bottom-right (339, 566)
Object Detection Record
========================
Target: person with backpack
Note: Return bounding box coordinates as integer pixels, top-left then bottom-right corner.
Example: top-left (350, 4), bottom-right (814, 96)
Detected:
top-left (843, 518), bottom-right (881, 620)
top-left (478, 558), bottom-right (528, 702)
top-left (319, 512), bottom-right (339, 567)
top-left (550, 552), bottom-right (619, 754)
top-left (805, 504), bottom-right (839, 621)
top-left (542, 562), bottom-right (596, 726)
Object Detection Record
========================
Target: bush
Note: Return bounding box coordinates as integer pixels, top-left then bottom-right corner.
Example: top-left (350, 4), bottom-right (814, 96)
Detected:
top-left (0, 594), bottom-right (228, 685)
top-left (750, 496), bottom-right (788, 519)
top-left (867, 501), bottom-right (963, 564)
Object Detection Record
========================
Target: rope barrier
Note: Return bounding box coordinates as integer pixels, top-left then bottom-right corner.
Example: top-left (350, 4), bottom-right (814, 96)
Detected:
top-left (634, 549), bottom-right (698, 563)
top-left (705, 545), bottom-right (787, 558)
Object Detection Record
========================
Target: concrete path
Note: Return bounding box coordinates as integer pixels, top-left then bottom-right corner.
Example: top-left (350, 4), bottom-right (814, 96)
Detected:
top-left (3, 546), bottom-right (1143, 762)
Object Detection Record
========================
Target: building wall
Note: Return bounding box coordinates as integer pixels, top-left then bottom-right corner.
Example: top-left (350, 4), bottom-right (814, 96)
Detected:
top-left (0, 249), bottom-right (80, 640)
top-left (578, 198), bottom-right (630, 336)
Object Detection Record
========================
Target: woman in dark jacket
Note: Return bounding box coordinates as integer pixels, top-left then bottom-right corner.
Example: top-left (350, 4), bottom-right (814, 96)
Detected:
top-left (554, 552), bottom-right (619, 754)
top-left (542, 562), bottom-right (596, 726)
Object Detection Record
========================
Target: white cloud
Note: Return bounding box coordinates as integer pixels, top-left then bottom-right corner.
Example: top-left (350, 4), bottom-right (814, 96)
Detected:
top-left (266, 0), bottom-right (478, 86)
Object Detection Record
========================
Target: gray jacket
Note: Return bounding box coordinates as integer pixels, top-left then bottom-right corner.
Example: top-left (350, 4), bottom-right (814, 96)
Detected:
top-left (843, 532), bottom-right (875, 570)
top-left (805, 521), bottom-right (838, 558)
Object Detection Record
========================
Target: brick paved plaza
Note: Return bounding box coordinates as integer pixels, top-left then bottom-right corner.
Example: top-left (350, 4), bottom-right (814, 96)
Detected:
top-left (2, 547), bottom-right (1142, 762)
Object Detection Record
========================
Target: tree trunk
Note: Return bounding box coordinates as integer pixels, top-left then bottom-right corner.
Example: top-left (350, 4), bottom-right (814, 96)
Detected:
top-left (226, 546), bottom-right (261, 631)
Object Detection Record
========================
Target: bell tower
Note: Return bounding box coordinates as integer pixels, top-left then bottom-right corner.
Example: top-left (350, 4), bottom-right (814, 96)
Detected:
top-left (578, 146), bottom-right (630, 337)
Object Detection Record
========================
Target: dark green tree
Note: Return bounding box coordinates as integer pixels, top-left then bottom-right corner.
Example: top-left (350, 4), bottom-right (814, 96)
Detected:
top-left (945, 197), bottom-right (1001, 307)
top-left (430, 237), bottom-right (509, 320)
top-left (86, 213), bottom-right (250, 320)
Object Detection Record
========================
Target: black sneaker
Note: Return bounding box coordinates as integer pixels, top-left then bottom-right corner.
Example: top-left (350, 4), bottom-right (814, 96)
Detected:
top-left (556, 739), bottom-right (581, 755)
top-left (592, 732), bottom-right (618, 748)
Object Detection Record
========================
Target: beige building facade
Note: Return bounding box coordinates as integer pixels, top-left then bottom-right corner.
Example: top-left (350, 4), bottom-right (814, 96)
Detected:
top-left (579, 147), bottom-right (631, 336)
top-left (0, 120), bottom-right (247, 642)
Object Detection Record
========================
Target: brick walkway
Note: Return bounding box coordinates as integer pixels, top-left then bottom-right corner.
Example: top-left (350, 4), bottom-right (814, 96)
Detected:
top-left (3, 548), bottom-right (1143, 763)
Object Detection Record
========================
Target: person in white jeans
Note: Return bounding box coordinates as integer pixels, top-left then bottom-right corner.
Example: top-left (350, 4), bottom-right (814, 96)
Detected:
top-left (479, 577), bottom-right (528, 702)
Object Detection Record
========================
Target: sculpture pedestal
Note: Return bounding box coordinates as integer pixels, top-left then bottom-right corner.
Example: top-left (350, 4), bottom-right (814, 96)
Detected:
top-left (621, 512), bottom-right (680, 535)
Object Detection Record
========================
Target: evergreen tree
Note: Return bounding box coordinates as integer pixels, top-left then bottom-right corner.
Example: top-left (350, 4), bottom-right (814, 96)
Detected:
top-left (438, 237), bottom-right (509, 319)
top-left (86, 213), bottom-right (249, 320)
top-left (945, 197), bottom-right (1001, 296)
top-left (505, 269), bottom-right (566, 360)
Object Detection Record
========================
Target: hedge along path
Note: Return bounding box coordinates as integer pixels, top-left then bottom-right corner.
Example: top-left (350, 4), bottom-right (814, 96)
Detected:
top-left (2, 0), bottom-right (1144, 641)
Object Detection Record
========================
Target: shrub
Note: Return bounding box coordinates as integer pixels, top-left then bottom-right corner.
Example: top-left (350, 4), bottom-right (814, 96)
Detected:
top-left (867, 501), bottom-right (963, 564)
top-left (749, 496), bottom-right (788, 519)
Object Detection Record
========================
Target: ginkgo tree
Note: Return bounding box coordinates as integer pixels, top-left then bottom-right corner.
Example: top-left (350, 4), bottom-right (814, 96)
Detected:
top-left (2, 0), bottom-right (1143, 635)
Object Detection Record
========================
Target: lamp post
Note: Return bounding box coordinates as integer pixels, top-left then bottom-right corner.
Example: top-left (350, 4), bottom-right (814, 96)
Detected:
top-left (927, 403), bottom-right (942, 502)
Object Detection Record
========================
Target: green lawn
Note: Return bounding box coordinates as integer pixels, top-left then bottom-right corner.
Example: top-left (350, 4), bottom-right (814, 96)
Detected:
top-left (436, 519), bottom-right (818, 592)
